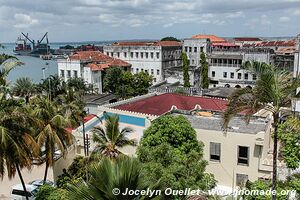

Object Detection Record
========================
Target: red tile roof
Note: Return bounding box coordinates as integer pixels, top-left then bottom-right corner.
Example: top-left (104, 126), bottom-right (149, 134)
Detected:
top-left (212, 43), bottom-right (239, 47)
top-left (69, 51), bottom-right (131, 71)
top-left (255, 40), bottom-right (295, 47)
top-left (234, 37), bottom-right (262, 41)
top-left (112, 41), bottom-right (182, 47)
top-left (113, 93), bottom-right (228, 116)
top-left (191, 34), bottom-right (226, 43)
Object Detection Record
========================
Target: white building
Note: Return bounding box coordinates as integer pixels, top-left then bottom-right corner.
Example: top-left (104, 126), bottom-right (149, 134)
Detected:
top-left (57, 51), bottom-right (131, 93)
top-left (209, 48), bottom-right (271, 88)
top-left (103, 41), bottom-right (182, 84)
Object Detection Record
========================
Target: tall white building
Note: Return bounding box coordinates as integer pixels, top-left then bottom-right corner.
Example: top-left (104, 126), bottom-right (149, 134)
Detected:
top-left (57, 51), bottom-right (131, 93)
top-left (103, 41), bottom-right (182, 84)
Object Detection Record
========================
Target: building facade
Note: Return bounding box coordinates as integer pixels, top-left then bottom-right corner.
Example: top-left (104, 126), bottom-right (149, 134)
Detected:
top-left (209, 48), bottom-right (271, 88)
top-left (103, 41), bottom-right (182, 84)
top-left (57, 51), bottom-right (131, 93)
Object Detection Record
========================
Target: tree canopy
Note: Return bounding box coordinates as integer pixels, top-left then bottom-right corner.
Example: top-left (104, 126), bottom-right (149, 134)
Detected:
top-left (200, 50), bottom-right (209, 89)
top-left (103, 68), bottom-right (152, 98)
top-left (182, 53), bottom-right (190, 87)
top-left (161, 37), bottom-right (180, 42)
top-left (137, 115), bottom-right (216, 199)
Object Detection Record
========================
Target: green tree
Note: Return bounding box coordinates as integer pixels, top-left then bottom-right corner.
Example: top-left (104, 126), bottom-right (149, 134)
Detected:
top-left (29, 96), bottom-right (73, 183)
top-left (0, 53), bottom-right (22, 87)
top-left (67, 156), bottom-right (161, 200)
top-left (92, 114), bottom-right (136, 158)
top-left (161, 37), bottom-right (180, 42)
top-left (103, 67), bottom-right (123, 94)
top-left (137, 115), bottom-right (216, 199)
top-left (36, 75), bottom-right (66, 99)
top-left (200, 50), bottom-right (209, 89)
top-left (36, 184), bottom-right (69, 200)
top-left (222, 61), bottom-right (300, 200)
top-left (182, 53), bottom-right (190, 87)
top-left (66, 77), bottom-right (88, 94)
top-left (278, 117), bottom-right (300, 169)
top-left (12, 77), bottom-right (35, 97)
top-left (0, 100), bottom-right (38, 200)
top-left (133, 71), bottom-right (152, 96)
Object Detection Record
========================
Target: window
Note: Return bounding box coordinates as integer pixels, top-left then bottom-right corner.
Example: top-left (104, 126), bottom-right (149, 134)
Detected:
top-left (189, 47), bottom-right (192, 52)
top-left (141, 69), bottom-right (144, 72)
top-left (185, 46), bottom-right (188, 52)
top-left (151, 52), bottom-right (154, 59)
top-left (117, 52), bottom-right (120, 57)
top-left (145, 69), bottom-right (148, 74)
top-left (212, 71), bottom-right (215, 77)
top-left (67, 70), bottom-right (71, 78)
top-left (238, 146), bottom-right (249, 165)
top-left (73, 70), bottom-right (78, 78)
top-left (210, 142), bottom-right (221, 161)
top-left (130, 52), bottom-right (133, 58)
top-left (156, 52), bottom-right (160, 59)
top-left (157, 69), bottom-right (160, 75)
top-left (60, 70), bottom-right (65, 78)
top-left (136, 52), bottom-right (139, 58)
top-left (153, 78), bottom-right (156, 82)
top-left (146, 52), bottom-right (149, 58)
top-left (192, 59), bottom-right (195, 65)
top-left (141, 52), bottom-right (144, 58)
top-left (194, 47), bottom-right (197, 53)
top-left (151, 69), bottom-right (154, 75)
top-left (236, 174), bottom-right (248, 186)
top-left (136, 68), bottom-right (139, 73)
top-left (223, 72), bottom-right (227, 78)
top-left (244, 73), bottom-right (248, 80)
top-left (110, 52), bottom-right (113, 57)
top-left (230, 72), bottom-right (234, 79)
top-left (124, 52), bottom-right (127, 58)
top-left (200, 47), bottom-right (204, 52)
top-left (106, 52), bottom-right (109, 56)
top-left (238, 73), bottom-right (242, 79)
top-left (252, 74), bottom-right (257, 80)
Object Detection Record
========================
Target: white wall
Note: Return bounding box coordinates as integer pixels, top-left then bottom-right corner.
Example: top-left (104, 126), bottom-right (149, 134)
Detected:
top-left (57, 59), bottom-right (81, 82)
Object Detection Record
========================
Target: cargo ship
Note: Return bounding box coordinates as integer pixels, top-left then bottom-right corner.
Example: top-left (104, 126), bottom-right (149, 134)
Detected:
top-left (14, 32), bottom-right (54, 57)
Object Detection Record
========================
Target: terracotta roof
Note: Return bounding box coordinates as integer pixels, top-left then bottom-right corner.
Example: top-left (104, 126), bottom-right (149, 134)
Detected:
top-left (212, 42), bottom-right (239, 47)
top-left (191, 34), bottom-right (226, 43)
top-left (276, 47), bottom-right (296, 54)
top-left (255, 40), bottom-right (295, 47)
top-left (112, 41), bottom-right (182, 47)
top-left (234, 37), bottom-right (262, 41)
top-left (69, 51), bottom-right (131, 71)
top-left (113, 93), bottom-right (228, 116)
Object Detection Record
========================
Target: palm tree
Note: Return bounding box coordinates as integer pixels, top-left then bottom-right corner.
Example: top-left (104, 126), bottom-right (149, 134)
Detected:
top-left (30, 96), bottom-right (73, 183)
top-left (0, 53), bottom-right (23, 87)
top-left (67, 156), bottom-right (161, 200)
top-left (92, 115), bottom-right (136, 158)
top-left (0, 99), bottom-right (38, 200)
top-left (12, 77), bottom-right (35, 102)
top-left (222, 61), bottom-right (300, 200)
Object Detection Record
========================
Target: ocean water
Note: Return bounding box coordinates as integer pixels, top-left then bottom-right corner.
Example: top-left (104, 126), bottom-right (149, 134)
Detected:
top-left (0, 42), bottom-right (111, 83)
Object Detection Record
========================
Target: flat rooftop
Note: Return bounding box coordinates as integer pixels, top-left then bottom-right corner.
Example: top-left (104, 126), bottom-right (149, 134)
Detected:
top-left (174, 113), bottom-right (268, 134)
top-left (113, 93), bottom-right (228, 116)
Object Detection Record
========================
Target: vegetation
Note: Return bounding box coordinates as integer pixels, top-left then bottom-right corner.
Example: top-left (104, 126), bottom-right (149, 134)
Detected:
top-left (137, 115), bottom-right (216, 199)
top-left (161, 36), bottom-right (180, 42)
top-left (278, 117), bottom-right (300, 169)
top-left (12, 77), bottom-right (35, 98)
top-left (92, 114), bottom-right (136, 158)
top-left (103, 67), bottom-right (152, 98)
top-left (200, 50), bottom-right (209, 89)
top-left (182, 52), bottom-right (190, 87)
top-left (67, 156), bottom-right (161, 200)
top-left (36, 184), bottom-right (69, 200)
top-left (223, 61), bottom-right (300, 200)
top-left (29, 96), bottom-right (73, 183)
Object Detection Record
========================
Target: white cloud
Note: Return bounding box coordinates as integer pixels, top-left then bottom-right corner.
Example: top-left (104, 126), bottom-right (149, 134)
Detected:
top-left (279, 16), bottom-right (290, 22)
top-left (14, 13), bottom-right (38, 28)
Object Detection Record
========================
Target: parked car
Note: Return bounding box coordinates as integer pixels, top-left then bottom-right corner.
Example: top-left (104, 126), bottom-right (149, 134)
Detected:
top-left (29, 179), bottom-right (55, 187)
top-left (11, 184), bottom-right (38, 200)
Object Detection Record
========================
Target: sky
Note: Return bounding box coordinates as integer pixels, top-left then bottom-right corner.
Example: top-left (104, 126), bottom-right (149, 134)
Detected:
top-left (0, 0), bottom-right (300, 42)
